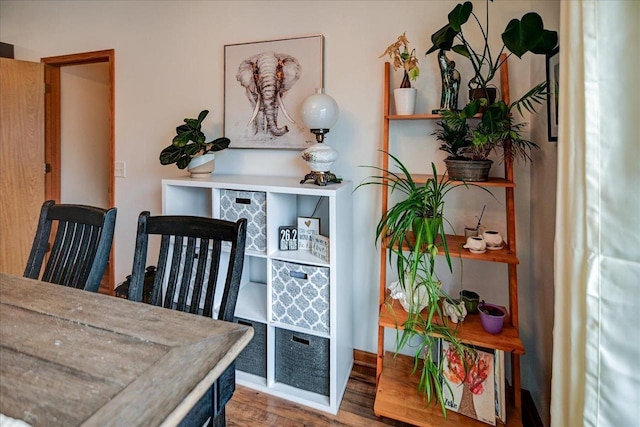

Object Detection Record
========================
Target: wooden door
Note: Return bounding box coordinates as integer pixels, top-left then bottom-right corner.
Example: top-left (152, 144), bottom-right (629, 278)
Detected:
top-left (0, 58), bottom-right (45, 275)
top-left (42, 50), bottom-right (115, 294)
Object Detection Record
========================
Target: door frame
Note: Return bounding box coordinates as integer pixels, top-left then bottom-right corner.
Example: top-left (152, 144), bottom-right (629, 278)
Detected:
top-left (41, 49), bottom-right (115, 293)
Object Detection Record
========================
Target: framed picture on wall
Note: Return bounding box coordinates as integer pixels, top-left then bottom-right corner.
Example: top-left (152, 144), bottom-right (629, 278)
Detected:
top-left (546, 46), bottom-right (559, 142)
top-left (224, 35), bottom-right (324, 149)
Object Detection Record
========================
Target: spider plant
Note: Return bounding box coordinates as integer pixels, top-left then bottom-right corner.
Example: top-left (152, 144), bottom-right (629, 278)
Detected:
top-left (357, 151), bottom-right (495, 413)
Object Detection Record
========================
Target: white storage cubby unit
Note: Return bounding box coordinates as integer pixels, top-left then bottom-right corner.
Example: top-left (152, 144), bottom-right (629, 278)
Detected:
top-left (162, 174), bottom-right (353, 414)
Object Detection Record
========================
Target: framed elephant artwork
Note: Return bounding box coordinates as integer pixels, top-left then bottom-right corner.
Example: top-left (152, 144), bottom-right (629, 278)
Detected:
top-left (224, 35), bottom-right (324, 149)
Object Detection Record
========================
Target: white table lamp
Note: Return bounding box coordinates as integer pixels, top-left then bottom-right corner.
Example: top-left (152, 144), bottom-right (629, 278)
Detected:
top-left (300, 88), bottom-right (341, 186)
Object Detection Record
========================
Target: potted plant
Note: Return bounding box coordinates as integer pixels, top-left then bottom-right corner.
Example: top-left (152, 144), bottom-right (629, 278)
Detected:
top-left (435, 82), bottom-right (546, 180)
top-left (159, 110), bottom-right (230, 178)
top-left (471, 86), bottom-right (545, 164)
top-left (357, 152), bottom-right (492, 413)
top-left (478, 301), bottom-right (506, 334)
top-left (426, 0), bottom-right (558, 104)
top-left (380, 32), bottom-right (420, 115)
top-left (433, 100), bottom-right (494, 181)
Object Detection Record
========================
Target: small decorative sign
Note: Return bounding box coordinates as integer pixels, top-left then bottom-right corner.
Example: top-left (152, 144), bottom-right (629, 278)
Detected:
top-left (311, 234), bottom-right (330, 262)
top-left (278, 226), bottom-right (298, 251)
top-left (297, 217), bottom-right (320, 250)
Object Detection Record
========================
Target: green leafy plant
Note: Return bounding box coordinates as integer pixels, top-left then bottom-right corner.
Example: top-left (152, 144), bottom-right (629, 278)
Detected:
top-left (359, 153), bottom-right (457, 277)
top-left (435, 81), bottom-right (547, 164)
top-left (380, 32), bottom-right (420, 89)
top-left (427, 1), bottom-right (556, 165)
top-left (159, 110), bottom-right (230, 169)
top-left (426, 0), bottom-right (558, 95)
top-left (357, 152), bottom-right (495, 413)
top-left (434, 102), bottom-right (477, 160)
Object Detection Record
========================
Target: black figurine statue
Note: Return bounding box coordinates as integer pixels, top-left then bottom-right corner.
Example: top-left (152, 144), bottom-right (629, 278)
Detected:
top-left (434, 49), bottom-right (461, 113)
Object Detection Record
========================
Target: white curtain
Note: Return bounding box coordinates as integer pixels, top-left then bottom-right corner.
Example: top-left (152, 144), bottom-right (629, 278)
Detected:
top-left (551, 1), bottom-right (640, 427)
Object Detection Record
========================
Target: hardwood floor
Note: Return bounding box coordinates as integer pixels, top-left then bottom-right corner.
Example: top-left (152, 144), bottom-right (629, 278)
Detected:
top-left (225, 352), bottom-right (541, 426)
top-left (226, 373), bottom-right (410, 427)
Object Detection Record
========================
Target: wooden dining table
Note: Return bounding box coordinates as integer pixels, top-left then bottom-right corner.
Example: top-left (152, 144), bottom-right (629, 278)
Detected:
top-left (0, 272), bottom-right (253, 427)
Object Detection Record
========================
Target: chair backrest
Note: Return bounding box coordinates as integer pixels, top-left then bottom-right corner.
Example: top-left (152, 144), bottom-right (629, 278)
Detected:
top-left (24, 200), bottom-right (117, 292)
top-left (128, 212), bottom-right (247, 322)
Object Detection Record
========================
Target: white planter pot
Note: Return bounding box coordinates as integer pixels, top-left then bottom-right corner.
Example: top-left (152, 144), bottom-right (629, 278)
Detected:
top-left (393, 88), bottom-right (417, 115)
top-left (187, 153), bottom-right (215, 179)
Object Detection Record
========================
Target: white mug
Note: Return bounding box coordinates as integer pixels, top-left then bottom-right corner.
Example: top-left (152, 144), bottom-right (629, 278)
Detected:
top-left (482, 230), bottom-right (503, 247)
top-left (463, 236), bottom-right (486, 252)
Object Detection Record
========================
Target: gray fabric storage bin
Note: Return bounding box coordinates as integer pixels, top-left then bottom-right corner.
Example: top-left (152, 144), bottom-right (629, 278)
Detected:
top-left (271, 260), bottom-right (330, 334)
top-left (233, 317), bottom-right (267, 378)
top-left (275, 328), bottom-right (329, 396)
top-left (220, 189), bottom-right (266, 252)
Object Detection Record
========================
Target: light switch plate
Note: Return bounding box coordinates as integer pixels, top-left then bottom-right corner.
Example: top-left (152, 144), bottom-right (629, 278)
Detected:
top-left (114, 161), bottom-right (126, 177)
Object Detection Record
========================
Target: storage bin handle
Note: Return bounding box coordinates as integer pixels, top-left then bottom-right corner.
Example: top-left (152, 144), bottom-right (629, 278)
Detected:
top-left (237, 320), bottom-right (253, 327)
top-left (291, 335), bottom-right (310, 346)
top-left (235, 197), bottom-right (251, 205)
top-left (289, 270), bottom-right (308, 280)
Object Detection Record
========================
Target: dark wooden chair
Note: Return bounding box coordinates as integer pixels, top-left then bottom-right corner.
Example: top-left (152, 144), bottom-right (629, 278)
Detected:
top-left (24, 200), bottom-right (117, 293)
top-left (128, 212), bottom-right (247, 427)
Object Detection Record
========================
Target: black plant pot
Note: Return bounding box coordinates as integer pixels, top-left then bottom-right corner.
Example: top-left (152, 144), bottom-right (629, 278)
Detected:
top-left (469, 88), bottom-right (497, 105)
top-left (444, 159), bottom-right (493, 182)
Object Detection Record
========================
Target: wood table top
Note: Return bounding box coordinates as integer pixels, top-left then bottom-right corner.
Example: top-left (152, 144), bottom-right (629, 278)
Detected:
top-left (0, 273), bottom-right (253, 427)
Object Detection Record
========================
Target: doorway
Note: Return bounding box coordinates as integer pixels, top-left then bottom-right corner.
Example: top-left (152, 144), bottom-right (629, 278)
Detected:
top-left (41, 50), bottom-right (115, 294)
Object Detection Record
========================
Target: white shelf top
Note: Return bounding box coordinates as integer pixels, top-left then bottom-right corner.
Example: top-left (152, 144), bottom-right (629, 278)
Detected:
top-left (162, 174), bottom-right (352, 195)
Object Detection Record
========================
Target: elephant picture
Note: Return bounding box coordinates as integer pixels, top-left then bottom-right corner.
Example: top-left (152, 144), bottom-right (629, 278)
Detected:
top-left (224, 35), bottom-right (324, 149)
top-left (236, 52), bottom-right (301, 138)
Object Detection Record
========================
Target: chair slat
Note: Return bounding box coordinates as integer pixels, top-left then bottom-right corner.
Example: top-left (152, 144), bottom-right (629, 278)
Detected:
top-left (190, 238), bottom-right (210, 315)
top-left (203, 240), bottom-right (222, 318)
top-left (164, 235), bottom-right (184, 309)
top-left (71, 224), bottom-right (96, 289)
top-left (44, 220), bottom-right (71, 284)
top-left (176, 236), bottom-right (197, 312)
top-left (63, 222), bottom-right (85, 288)
top-left (151, 235), bottom-right (171, 306)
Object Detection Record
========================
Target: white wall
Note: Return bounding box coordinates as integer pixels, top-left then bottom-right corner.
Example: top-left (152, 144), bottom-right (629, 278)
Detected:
top-left (60, 63), bottom-right (110, 208)
top-left (0, 0), bottom-right (557, 421)
top-left (529, 2), bottom-right (561, 425)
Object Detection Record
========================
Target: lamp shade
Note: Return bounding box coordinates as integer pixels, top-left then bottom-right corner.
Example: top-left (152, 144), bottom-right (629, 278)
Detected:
top-left (301, 88), bottom-right (339, 130)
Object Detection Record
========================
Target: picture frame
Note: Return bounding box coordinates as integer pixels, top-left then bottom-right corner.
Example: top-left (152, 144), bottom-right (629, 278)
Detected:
top-left (311, 234), bottom-right (330, 262)
top-left (224, 35), bottom-right (324, 150)
top-left (297, 216), bottom-right (320, 251)
top-left (546, 46), bottom-right (559, 142)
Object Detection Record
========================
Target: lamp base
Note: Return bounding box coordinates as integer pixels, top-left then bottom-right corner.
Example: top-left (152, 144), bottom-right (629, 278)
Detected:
top-left (300, 171), bottom-right (342, 186)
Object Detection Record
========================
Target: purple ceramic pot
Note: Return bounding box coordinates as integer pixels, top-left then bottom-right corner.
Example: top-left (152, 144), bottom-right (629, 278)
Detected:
top-left (478, 302), bottom-right (506, 334)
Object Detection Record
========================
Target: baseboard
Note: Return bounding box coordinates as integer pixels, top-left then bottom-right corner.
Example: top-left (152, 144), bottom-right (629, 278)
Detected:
top-left (353, 349), bottom-right (544, 426)
top-left (352, 349), bottom-right (377, 384)
top-left (354, 349), bottom-right (377, 368)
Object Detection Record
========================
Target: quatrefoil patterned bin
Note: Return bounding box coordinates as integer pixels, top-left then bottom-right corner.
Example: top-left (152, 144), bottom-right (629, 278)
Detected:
top-left (220, 189), bottom-right (266, 252)
top-left (271, 260), bottom-right (329, 334)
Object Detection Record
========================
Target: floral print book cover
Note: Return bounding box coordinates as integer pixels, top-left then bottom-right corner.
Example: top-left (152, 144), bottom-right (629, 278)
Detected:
top-left (224, 35), bottom-right (324, 150)
top-left (441, 341), bottom-right (503, 425)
